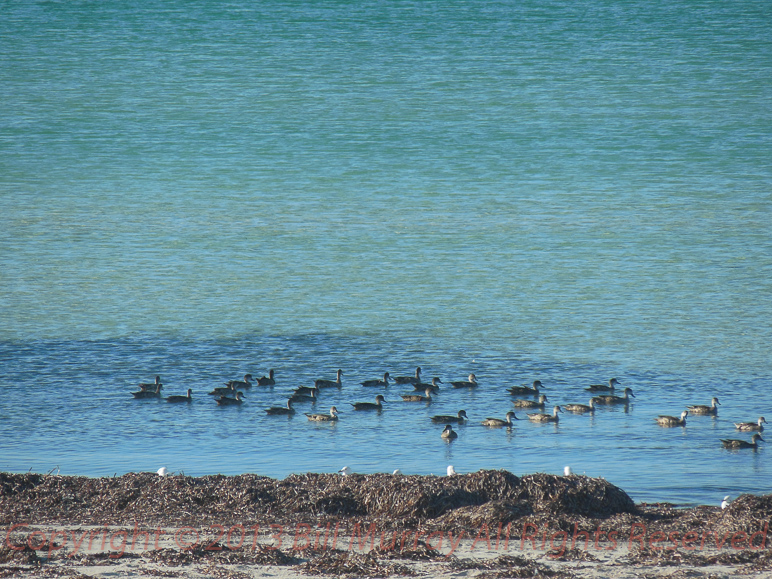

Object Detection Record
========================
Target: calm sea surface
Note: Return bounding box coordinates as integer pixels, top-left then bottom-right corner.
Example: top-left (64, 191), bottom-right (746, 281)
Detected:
top-left (1, 0), bottom-right (771, 506)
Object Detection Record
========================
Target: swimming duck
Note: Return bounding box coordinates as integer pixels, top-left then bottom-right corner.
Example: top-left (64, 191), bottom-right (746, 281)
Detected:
top-left (414, 377), bottom-right (443, 392)
top-left (401, 388), bottom-right (434, 402)
top-left (721, 433), bottom-right (764, 449)
top-left (265, 399), bottom-right (294, 415)
top-left (735, 417), bottom-right (766, 432)
top-left (687, 397), bottom-right (720, 416)
top-left (217, 391), bottom-right (245, 406)
top-left (393, 367), bottom-right (422, 385)
top-left (656, 410), bottom-right (688, 427)
top-left (256, 369), bottom-right (276, 386)
top-left (441, 424), bottom-right (458, 440)
top-left (315, 369), bottom-right (343, 389)
top-left (209, 383), bottom-right (237, 396)
top-left (290, 389), bottom-right (318, 402)
top-left (513, 394), bottom-right (549, 409)
top-left (431, 410), bottom-right (468, 424)
top-left (166, 389), bottom-right (192, 403)
top-left (585, 378), bottom-right (621, 392)
top-left (132, 383), bottom-right (163, 398)
top-left (294, 385), bottom-right (318, 395)
top-left (508, 380), bottom-right (544, 396)
top-left (138, 376), bottom-right (162, 392)
top-left (592, 388), bottom-right (635, 405)
top-left (481, 411), bottom-right (519, 427)
top-left (361, 373), bottom-right (390, 387)
top-left (527, 405), bottom-right (562, 423)
top-left (225, 374), bottom-right (254, 389)
top-left (451, 374), bottom-right (478, 389)
top-left (351, 394), bottom-right (385, 411)
top-left (306, 406), bottom-right (340, 421)
top-left (563, 398), bottom-right (597, 414)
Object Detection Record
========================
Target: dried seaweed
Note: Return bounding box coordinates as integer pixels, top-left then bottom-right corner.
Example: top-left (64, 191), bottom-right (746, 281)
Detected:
top-left (195, 563), bottom-right (253, 579)
top-left (297, 550), bottom-right (416, 577)
top-left (370, 539), bottom-right (446, 561)
top-left (3, 470), bottom-right (772, 578)
top-left (542, 547), bottom-right (599, 562)
top-left (0, 470), bottom-right (634, 528)
top-left (450, 554), bottom-right (572, 578)
top-left (0, 544), bottom-right (41, 565)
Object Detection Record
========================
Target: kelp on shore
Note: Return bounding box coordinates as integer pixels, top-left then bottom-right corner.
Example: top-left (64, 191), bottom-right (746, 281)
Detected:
top-left (2, 471), bottom-right (772, 577)
top-left (0, 470), bottom-right (636, 528)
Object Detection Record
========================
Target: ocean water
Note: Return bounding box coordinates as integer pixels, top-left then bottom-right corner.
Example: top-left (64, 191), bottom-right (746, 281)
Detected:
top-left (1, 0), bottom-right (771, 506)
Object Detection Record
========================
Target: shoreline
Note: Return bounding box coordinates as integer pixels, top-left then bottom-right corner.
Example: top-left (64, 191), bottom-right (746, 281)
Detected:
top-left (2, 470), bottom-right (771, 577)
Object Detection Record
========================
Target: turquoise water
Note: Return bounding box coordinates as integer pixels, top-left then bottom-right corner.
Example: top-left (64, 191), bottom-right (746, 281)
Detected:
top-left (1, 0), bottom-right (771, 505)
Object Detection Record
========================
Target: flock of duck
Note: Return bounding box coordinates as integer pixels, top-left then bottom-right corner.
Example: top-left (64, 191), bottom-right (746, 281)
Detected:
top-left (132, 368), bottom-right (765, 449)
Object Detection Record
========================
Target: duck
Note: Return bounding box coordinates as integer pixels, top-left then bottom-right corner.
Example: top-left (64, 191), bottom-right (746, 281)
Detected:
top-left (441, 424), bottom-right (458, 440)
top-left (361, 373), bottom-right (390, 387)
top-left (132, 383), bottom-right (163, 399)
top-left (315, 369), bottom-right (343, 389)
top-left (431, 410), bottom-right (468, 424)
top-left (656, 410), bottom-right (688, 427)
top-left (166, 389), bottom-right (192, 403)
top-left (294, 385), bottom-right (318, 395)
top-left (527, 405), bottom-right (562, 423)
top-left (563, 398), bottom-right (597, 414)
top-left (481, 411), bottom-right (519, 427)
top-left (209, 383), bottom-right (236, 396)
top-left (351, 394), bottom-right (385, 411)
top-left (592, 388), bottom-right (635, 405)
top-left (290, 389), bottom-right (318, 403)
top-left (256, 369), bottom-right (276, 386)
top-left (217, 391), bottom-right (245, 406)
top-left (393, 367), bottom-right (422, 385)
top-left (735, 417), bottom-right (766, 432)
top-left (306, 406), bottom-right (340, 421)
top-left (585, 378), bottom-right (621, 392)
top-left (451, 374), bottom-right (478, 389)
top-left (138, 376), bottom-right (162, 392)
top-left (507, 380), bottom-right (544, 396)
top-left (414, 377), bottom-right (443, 392)
top-left (265, 399), bottom-right (294, 415)
top-left (687, 397), bottom-right (720, 416)
top-left (400, 388), bottom-right (434, 402)
top-left (225, 374), bottom-right (254, 389)
top-left (721, 433), bottom-right (764, 449)
top-left (513, 394), bottom-right (548, 409)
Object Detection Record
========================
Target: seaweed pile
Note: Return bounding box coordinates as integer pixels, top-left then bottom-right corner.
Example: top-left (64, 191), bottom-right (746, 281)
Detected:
top-left (0, 470), bottom-right (634, 529)
top-left (2, 470), bottom-right (772, 577)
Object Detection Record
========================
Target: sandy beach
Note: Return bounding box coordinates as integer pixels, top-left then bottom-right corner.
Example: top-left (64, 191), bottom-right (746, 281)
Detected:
top-left (2, 470), bottom-right (771, 578)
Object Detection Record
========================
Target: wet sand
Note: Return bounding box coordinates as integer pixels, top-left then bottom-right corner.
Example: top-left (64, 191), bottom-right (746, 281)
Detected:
top-left (1, 470), bottom-right (771, 578)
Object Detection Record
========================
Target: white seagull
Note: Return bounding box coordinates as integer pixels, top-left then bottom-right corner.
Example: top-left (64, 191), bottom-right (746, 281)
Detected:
top-left (446, 465), bottom-right (457, 476)
top-left (339, 466), bottom-right (353, 476)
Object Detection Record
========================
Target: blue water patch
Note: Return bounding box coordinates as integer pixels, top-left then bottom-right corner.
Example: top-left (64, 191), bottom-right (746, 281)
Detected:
top-left (0, 334), bottom-right (768, 506)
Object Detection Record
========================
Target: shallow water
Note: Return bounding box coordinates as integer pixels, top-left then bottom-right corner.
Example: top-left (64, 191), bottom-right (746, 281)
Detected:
top-left (1, 0), bottom-right (771, 506)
